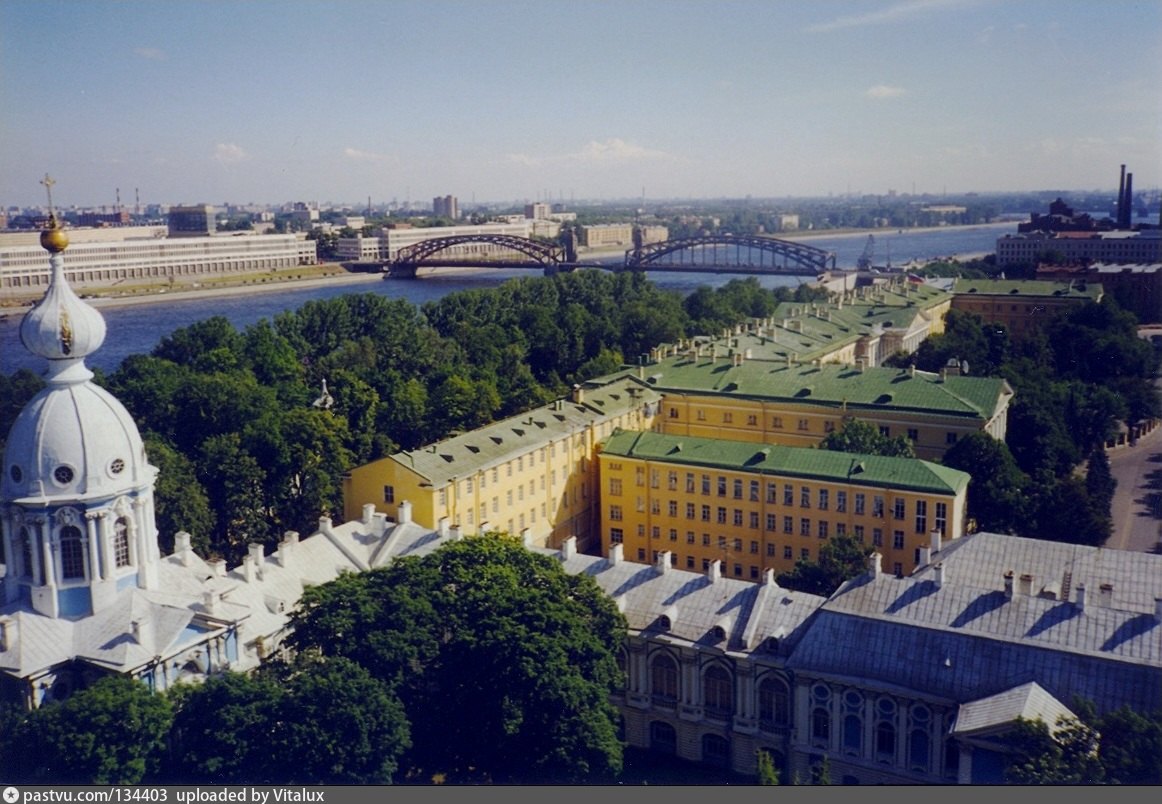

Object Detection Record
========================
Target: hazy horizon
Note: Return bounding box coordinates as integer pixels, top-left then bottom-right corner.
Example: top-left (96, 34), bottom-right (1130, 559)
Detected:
top-left (2, 0), bottom-right (1160, 209)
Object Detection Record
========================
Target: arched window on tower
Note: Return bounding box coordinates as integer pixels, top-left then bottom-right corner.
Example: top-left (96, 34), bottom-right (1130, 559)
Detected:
top-left (758, 676), bottom-right (791, 730)
top-left (703, 665), bottom-right (734, 719)
top-left (59, 526), bottom-right (85, 581)
top-left (114, 517), bottom-right (131, 568)
top-left (18, 526), bottom-right (35, 581)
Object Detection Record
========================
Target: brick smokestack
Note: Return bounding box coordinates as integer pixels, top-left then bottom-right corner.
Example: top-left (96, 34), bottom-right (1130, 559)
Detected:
top-left (1123, 173), bottom-right (1134, 228)
top-left (1118, 164), bottom-right (1126, 227)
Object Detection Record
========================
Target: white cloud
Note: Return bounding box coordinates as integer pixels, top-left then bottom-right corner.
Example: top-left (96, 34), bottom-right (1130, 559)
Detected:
top-left (343, 147), bottom-right (392, 162)
top-left (806, 0), bottom-right (970, 33)
top-left (213, 143), bottom-right (247, 164)
top-left (134, 47), bottom-right (166, 61)
top-left (508, 138), bottom-right (675, 167)
top-left (866, 85), bottom-right (907, 99)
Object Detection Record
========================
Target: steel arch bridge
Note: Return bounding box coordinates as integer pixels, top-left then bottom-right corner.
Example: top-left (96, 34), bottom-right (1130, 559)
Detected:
top-left (625, 234), bottom-right (836, 274)
top-left (388, 234), bottom-right (565, 276)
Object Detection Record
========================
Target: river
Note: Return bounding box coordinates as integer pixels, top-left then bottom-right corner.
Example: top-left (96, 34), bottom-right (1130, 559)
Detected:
top-left (1, 222), bottom-right (1016, 376)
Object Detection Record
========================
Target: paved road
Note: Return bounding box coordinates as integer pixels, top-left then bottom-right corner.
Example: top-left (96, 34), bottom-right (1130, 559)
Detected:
top-left (1107, 415), bottom-right (1162, 555)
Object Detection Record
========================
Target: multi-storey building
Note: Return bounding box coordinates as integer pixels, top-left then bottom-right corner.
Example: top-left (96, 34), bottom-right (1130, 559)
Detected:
top-left (0, 231), bottom-right (318, 293)
top-left (433, 195), bottom-right (459, 220)
top-left (597, 430), bottom-right (968, 581)
top-left (342, 377), bottom-right (662, 553)
top-left (950, 278), bottom-right (1103, 339)
top-left (996, 230), bottom-right (1162, 267)
top-left (167, 204), bottom-right (215, 237)
top-left (1036, 262), bottom-right (1162, 324)
top-left (524, 202), bottom-right (551, 220)
top-left (640, 354), bottom-right (1012, 461)
top-left (580, 223), bottom-right (634, 248)
top-left (667, 279), bottom-right (953, 368)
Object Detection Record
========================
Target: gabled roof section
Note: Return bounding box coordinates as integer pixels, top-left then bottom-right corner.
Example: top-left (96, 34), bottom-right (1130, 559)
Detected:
top-left (391, 374), bottom-right (661, 485)
top-left (953, 681), bottom-right (1077, 738)
top-left (641, 357), bottom-right (1011, 421)
top-left (600, 430), bottom-right (969, 496)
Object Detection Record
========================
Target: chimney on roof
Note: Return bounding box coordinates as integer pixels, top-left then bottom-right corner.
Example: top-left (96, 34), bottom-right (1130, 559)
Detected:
top-left (277, 531), bottom-right (299, 567)
top-left (244, 544), bottom-right (263, 583)
top-left (1075, 582), bottom-right (1086, 612)
top-left (362, 503), bottom-right (376, 524)
top-left (203, 589), bottom-right (220, 614)
top-left (1155, 597), bottom-right (1162, 623)
top-left (398, 500), bottom-right (413, 524)
top-left (451, 524), bottom-right (464, 541)
top-left (867, 551), bottom-right (883, 579)
top-left (560, 536), bottom-right (577, 560)
top-left (130, 619), bottom-right (144, 644)
top-left (933, 562), bottom-right (944, 589)
top-left (930, 528), bottom-right (943, 554)
top-left (437, 516), bottom-right (449, 538)
top-left (1004, 570), bottom-right (1014, 598)
top-left (656, 550), bottom-right (672, 574)
top-left (572, 384), bottom-right (584, 403)
top-left (174, 531), bottom-right (193, 565)
top-left (609, 542), bottom-right (624, 565)
top-left (763, 568), bottom-right (776, 585)
top-left (1123, 173), bottom-right (1134, 228)
top-left (920, 544), bottom-right (932, 566)
top-left (0, 619), bottom-right (11, 652)
top-left (1099, 582), bottom-right (1114, 607)
top-left (708, 559), bottom-right (722, 583)
top-left (1018, 573), bottom-right (1034, 596)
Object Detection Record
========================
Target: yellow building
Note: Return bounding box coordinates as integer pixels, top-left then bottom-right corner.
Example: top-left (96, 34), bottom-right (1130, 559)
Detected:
top-left (597, 430), bottom-right (969, 581)
top-left (950, 278), bottom-right (1103, 339)
top-left (636, 355), bottom-right (1011, 462)
top-left (342, 375), bottom-right (662, 553)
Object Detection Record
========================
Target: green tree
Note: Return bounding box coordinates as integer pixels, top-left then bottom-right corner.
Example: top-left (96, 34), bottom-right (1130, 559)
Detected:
top-left (1003, 715), bottom-right (1104, 784)
top-left (1096, 706), bottom-right (1162, 785)
top-left (287, 534), bottom-right (626, 783)
top-left (755, 748), bottom-right (780, 785)
top-left (145, 435), bottom-right (214, 556)
top-left (2, 675), bottom-right (172, 784)
top-left (818, 417), bottom-right (915, 458)
top-left (942, 432), bottom-right (1028, 534)
top-left (777, 533), bottom-right (871, 597)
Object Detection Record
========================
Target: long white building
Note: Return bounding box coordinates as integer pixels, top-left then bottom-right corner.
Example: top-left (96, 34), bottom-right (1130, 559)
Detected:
top-left (1, 229), bottom-right (317, 293)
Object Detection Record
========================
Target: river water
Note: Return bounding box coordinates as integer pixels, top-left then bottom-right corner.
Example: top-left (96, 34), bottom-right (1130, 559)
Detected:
top-left (1, 222), bottom-right (1016, 376)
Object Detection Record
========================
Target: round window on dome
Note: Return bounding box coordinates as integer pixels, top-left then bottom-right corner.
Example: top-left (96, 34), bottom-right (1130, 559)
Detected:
top-left (109, 458), bottom-right (126, 476)
top-left (9, 465), bottom-right (21, 484)
top-left (53, 465), bottom-right (75, 485)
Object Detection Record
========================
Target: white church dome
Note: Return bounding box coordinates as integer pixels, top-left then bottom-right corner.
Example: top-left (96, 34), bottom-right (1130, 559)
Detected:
top-left (2, 381), bottom-right (152, 503)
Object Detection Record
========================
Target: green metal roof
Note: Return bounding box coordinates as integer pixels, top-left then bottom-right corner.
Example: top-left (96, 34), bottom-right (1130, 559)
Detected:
top-left (640, 357), bottom-right (1011, 421)
top-left (600, 430), bottom-right (969, 495)
top-left (393, 374), bottom-right (661, 485)
top-left (952, 278), bottom-right (1103, 300)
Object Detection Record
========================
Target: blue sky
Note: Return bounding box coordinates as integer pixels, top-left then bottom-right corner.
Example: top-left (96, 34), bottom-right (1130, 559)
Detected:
top-left (2, 0), bottom-right (1159, 208)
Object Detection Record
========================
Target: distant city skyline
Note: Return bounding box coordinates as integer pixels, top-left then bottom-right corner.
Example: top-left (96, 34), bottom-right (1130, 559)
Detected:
top-left (1, 0), bottom-right (1159, 208)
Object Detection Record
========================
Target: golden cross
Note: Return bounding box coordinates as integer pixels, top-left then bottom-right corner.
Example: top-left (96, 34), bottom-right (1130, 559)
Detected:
top-left (40, 173), bottom-right (56, 215)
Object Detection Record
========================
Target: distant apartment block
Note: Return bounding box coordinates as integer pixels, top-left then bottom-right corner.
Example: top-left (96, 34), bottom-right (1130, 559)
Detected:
top-left (525, 202), bottom-right (551, 220)
top-left (167, 204), bottom-right (216, 238)
top-left (1036, 262), bottom-right (1162, 324)
top-left (433, 195), bottom-right (459, 220)
top-left (996, 230), bottom-right (1162, 267)
top-left (580, 223), bottom-right (634, 248)
top-left (636, 224), bottom-right (669, 247)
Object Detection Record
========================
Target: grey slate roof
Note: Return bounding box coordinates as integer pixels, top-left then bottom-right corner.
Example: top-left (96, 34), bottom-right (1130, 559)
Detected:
top-left (787, 532), bottom-right (1162, 715)
top-left (953, 681), bottom-right (1077, 737)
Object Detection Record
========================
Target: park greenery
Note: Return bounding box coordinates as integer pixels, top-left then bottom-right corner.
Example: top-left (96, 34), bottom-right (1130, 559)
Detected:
top-left (0, 535), bottom-right (627, 785)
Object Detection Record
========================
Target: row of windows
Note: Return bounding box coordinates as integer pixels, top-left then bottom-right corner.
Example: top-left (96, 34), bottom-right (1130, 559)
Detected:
top-left (665, 409), bottom-right (963, 445)
top-left (15, 519), bottom-right (133, 584)
top-left (612, 496), bottom-right (948, 536)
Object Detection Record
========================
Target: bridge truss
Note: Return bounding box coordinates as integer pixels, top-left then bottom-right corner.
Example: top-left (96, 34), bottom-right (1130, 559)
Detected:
top-left (389, 234), bottom-right (565, 275)
top-left (625, 234), bottom-right (836, 274)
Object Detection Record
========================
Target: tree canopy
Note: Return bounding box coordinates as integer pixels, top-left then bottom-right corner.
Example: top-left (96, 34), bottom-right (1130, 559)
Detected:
top-left (286, 534), bottom-right (628, 783)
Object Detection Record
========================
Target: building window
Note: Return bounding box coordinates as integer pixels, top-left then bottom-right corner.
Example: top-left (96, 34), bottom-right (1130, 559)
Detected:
top-left (610, 528), bottom-right (623, 544)
top-left (703, 666), bottom-right (733, 719)
top-left (915, 500), bottom-right (928, 534)
top-left (651, 655), bottom-right (679, 704)
top-left (702, 505), bottom-right (711, 522)
top-left (703, 533), bottom-right (711, 546)
top-left (766, 543), bottom-right (775, 557)
top-left (749, 511), bottom-right (759, 529)
top-left (818, 520), bottom-right (829, 539)
top-left (876, 698), bottom-right (897, 763)
top-left (687, 531), bottom-right (696, 544)
top-left (702, 475), bottom-right (712, 495)
top-left (945, 432), bottom-right (957, 445)
top-left (760, 677), bottom-right (791, 728)
top-left (873, 528), bottom-right (884, 547)
top-left (114, 517), bottom-right (131, 568)
top-left (651, 526), bottom-right (660, 540)
top-left (747, 414), bottom-right (757, 426)
top-left (668, 500), bottom-right (678, 517)
top-left (767, 482), bottom-right (777, 503)
top-left (854, 525), bottom-right (865, 541)
top-left (801, 547), bottom-right (810, 560)
top-left (733, 509), bottom-right (743, 526)
top-left (609, 505), bottom-right (623, 521)
top-left (879, 426), bottom-right (890, 437)
top-left (650, 499), bottom-right (661, 515)
top-left (716, 507), bottom-right (727, 524)
top-left (784, 546), bottom-right (793, 559)
top-left (811, 684), bottom-right (831, 747)
top-left (609, 478), bottom-right (622, 496)
top-left (686, 502), bottom-right (696, 520)
top-left (818, 489), bottom-right (829, 511)
top-left (697, 410), bottom-right (706, 421)
top-left (873, 495), bottom-right (884, 518)
top-left (717, 477), bottom-right (727, 497)
top-left (686, 473), bottom-right (696, 493)
top-left (60, 526), bottom-right (85, 580)
top-left (669, 529), bottom-right (678, 542)
top-left (907, 428), bottom-right (919, 442)
top-left (797, 419), bottom-right (809, 431)
top-left (783, 516), bottom-right (793, 535)
top-left (773, 416), bottom-right (783, 429)
top-left (800, 487), bottom-right (811, 508)
top-left (383, 485), bottom-right (395, 503)
top-left (800, 518), bottom-right (811, 536)
top-left (843, 690), bottom-right (864, 756)
top-left (686, 555), bottom-right (695, 569)
top-left (669, 407), bottom-right (679, 419)
top-left (733, 479), bottom-right (743, 499)
top-left (855, 493), bottom-right (865, 515)
top-left (668, 471), bottom-right (678, 491)
top-left (836, 491), bottom-right (847, 513)
top-left (765, 513), bottom-right (777, 531)
top-left (784, 484), bottom-right (794, 506)
top-left (935, 502), bottom-right (947, 535)
top-left (893, 498), bottom-right (906, 520)
top-left (723, 412), bottom-right (733, 424)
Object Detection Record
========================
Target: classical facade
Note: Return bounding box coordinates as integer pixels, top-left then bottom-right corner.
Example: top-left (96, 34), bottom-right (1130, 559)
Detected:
top-left (342, 378), bottom-right (662, 554)
top-left (597, 430), bottom-right (968, 581)
top-left (996, 230), bottom-right (1162, 267)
